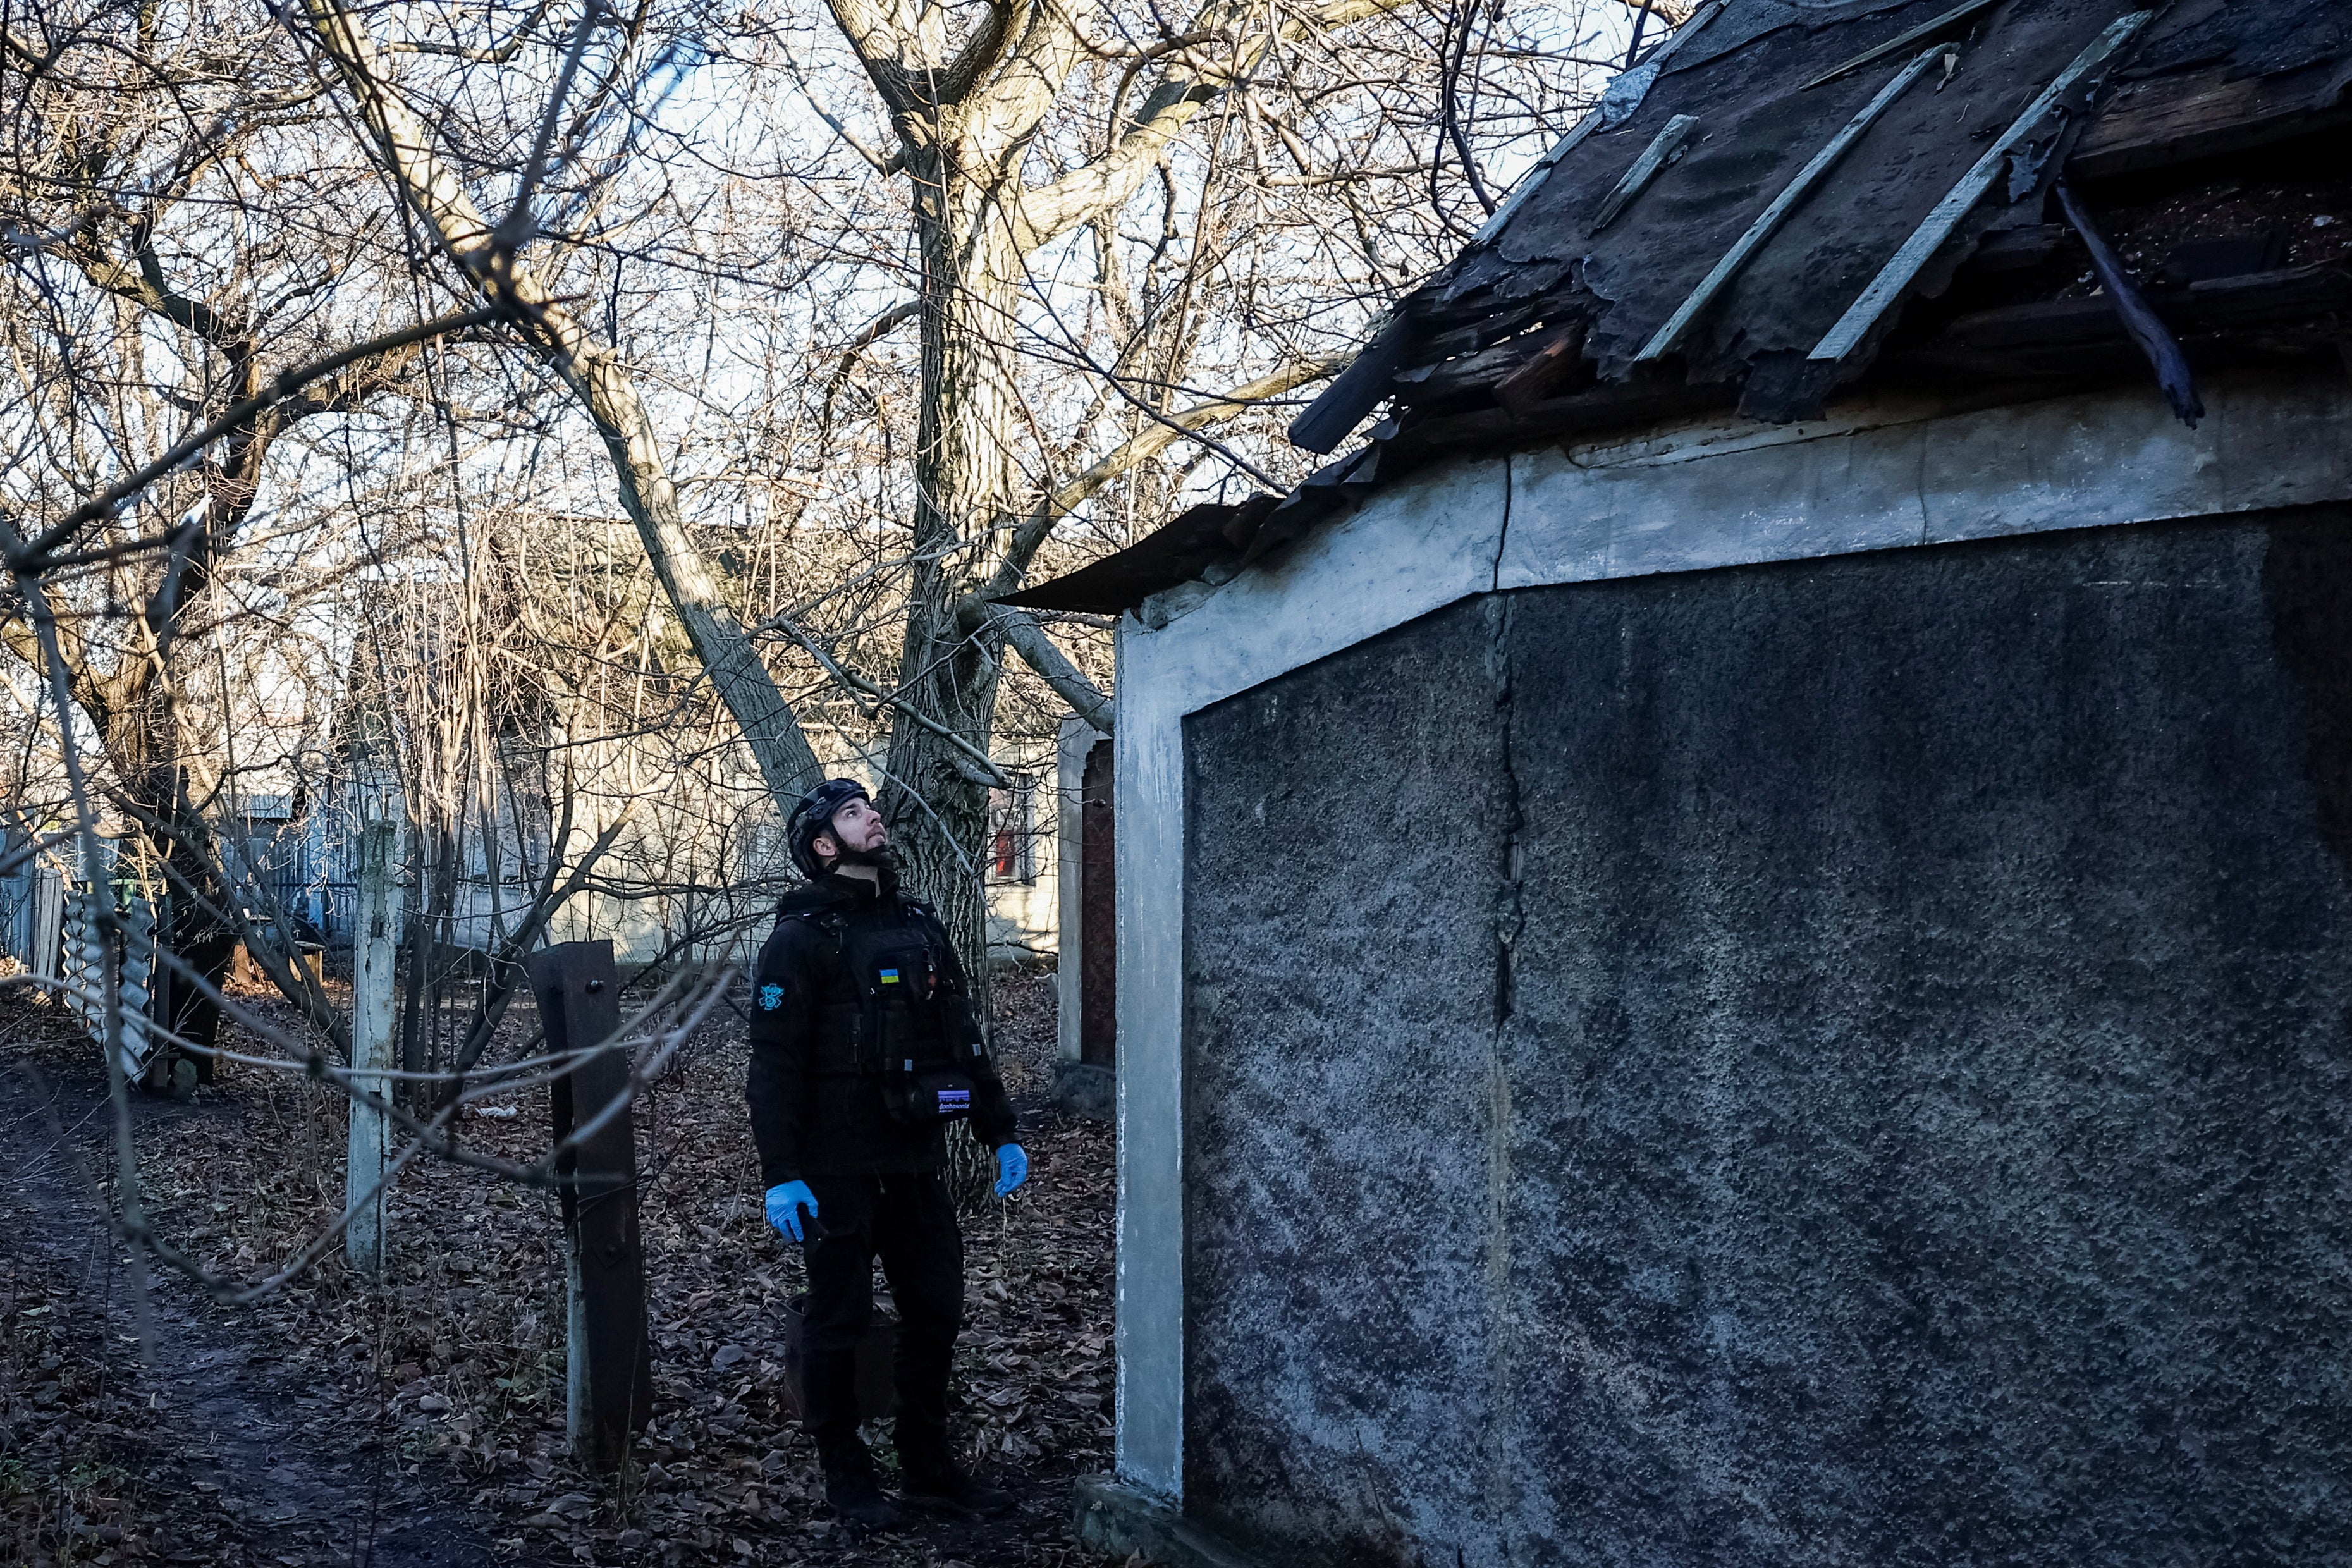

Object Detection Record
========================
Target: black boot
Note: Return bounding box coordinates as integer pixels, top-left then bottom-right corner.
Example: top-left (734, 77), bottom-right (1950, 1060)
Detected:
top-left (823, 1459), bottom-right (901, 1531)
top-left (818, 1436), bottom-right (900, 1531)
top-left (900, 1455), bottom-right (1013, 1519)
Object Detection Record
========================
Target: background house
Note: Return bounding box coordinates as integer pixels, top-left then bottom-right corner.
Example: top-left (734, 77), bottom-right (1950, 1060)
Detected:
top-left (0, 726), bottom-right (1068, 1049)
top-left (1013, 2), bottom-right (2352, 1564)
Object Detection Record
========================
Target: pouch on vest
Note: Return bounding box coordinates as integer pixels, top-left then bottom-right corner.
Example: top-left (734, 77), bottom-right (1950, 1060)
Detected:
top-left (881, 1062), bottom-right (979, 1127)
top-left (863, 941), bottom-right (976, 1124)
top-left (861, 942), bottom-right (941, 1067)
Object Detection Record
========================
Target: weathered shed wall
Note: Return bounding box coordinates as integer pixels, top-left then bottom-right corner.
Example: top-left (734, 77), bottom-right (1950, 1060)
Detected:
top-left (1180, 510), bottom-right (2352, 1567)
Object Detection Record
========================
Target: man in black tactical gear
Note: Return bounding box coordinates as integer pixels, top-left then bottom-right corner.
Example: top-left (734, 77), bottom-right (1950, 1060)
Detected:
top-left (747, 778), bottom-right (1027, 1531)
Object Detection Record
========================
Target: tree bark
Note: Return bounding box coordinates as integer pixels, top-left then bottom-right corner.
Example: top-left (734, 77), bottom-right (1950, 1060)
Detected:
top-left (814, 0), bottom-right (1390, 979)
top-left (39, 207), bottom-right (469, 1063)
top-left (876, 146), bottom-right (1028, 967)
top-left (22, 341), bottom-right (279, 1083)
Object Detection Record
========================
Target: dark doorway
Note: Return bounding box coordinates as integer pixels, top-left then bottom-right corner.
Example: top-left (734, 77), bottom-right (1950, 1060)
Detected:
top-left (1079, 738), bottom-right (1116, 1067)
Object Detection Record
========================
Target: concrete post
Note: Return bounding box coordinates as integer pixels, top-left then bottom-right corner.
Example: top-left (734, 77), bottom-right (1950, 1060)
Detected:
top-left (1055, 716), bottom-right (1115, 1118)
top-left (346, 816), bottom-right (401, 1277)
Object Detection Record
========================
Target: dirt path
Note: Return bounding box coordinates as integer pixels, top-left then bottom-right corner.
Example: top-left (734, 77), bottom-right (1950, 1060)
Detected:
top-left (0, 1053), bottom-right (518, 1568)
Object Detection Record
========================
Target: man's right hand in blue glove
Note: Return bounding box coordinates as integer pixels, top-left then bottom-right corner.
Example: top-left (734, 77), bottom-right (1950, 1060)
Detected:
top-left (764, 1180), bottom-right (818, 1243)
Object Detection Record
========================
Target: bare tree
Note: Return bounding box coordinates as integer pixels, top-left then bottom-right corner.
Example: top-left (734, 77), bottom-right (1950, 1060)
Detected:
top-left (0, 0), bottom-right (470, 1081)
top-left (282, 0), bottom-right (1610, 969)
top-left (298, 0), bottom-right (826, 811)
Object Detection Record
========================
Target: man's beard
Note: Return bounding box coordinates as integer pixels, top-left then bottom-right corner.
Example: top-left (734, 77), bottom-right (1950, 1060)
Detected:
top-left (834, 840), bottom-right (895, 871)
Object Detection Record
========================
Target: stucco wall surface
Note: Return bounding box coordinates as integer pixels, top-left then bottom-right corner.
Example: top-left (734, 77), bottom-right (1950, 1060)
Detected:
top-left (1183, 596), bottom-right (1513, 1557)
top-left (1179, 510), bottom-right (2352, 1567)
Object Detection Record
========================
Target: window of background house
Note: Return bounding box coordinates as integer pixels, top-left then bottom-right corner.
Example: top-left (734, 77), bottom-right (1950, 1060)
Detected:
top-left (988, 777), bottom-right (1036, 883)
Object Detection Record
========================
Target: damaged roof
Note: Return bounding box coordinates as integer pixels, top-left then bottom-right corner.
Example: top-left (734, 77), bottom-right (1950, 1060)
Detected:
top-left (1003, 0), bottom-right (2352, 618)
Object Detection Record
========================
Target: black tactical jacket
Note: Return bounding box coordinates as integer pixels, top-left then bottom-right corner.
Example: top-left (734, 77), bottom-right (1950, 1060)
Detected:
top-left (745, 867), bottom-right (1017, 1184)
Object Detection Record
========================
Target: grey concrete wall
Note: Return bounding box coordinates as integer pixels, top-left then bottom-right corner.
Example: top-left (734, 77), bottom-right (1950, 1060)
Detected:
top-left (1112, 373), bottom-right (2352, 1501)
top-left (1183, 597), bottom-right (1514, 1559)
top-left (1178, 510), bottom-right (2352, 1567)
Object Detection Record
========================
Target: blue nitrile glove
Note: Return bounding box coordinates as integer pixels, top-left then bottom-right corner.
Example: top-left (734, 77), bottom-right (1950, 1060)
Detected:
top-left (993, 1144), bottom-right (1029, 1197)
top-left (765, 1180), bottom-right (818, 1242)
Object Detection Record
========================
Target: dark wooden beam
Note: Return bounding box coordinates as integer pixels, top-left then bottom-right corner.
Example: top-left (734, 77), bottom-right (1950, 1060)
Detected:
top-left (1936, 264), bottom-right (2352, 353)
top-left (1287, 315), bottom-right (1418, 455)
top-left (1494, 321), bottom-right (1591, 416)
top-left (1399, 378), bottom-right (1727, 451)
top-left (2071, 62), bottom-right (2352, 181)
top-left (532, 940), bottom-right (653, 1470)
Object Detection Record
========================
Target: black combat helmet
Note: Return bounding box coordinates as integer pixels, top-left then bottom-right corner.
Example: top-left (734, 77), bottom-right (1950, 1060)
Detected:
top-left (787, 778), bottom-right (874, 880)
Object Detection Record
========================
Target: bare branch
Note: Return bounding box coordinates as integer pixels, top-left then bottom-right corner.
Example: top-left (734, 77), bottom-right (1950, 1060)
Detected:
top-left (383, 0), bottom-right (559, 63)
top-left (297, 0), bottom-right (826, 804)
top-left (988, 606), bottom-right (1113, 733)
top-left (18, 306), bottom-right (505, 568)
top-left (1017, 0), bottom-right (1418, 250)
top-left (982, 352), bottom-right (1344, 600)
top-left (495, 0), bottom-right (608, 250)
top-left (768, 613), bottom-right (1013, 787)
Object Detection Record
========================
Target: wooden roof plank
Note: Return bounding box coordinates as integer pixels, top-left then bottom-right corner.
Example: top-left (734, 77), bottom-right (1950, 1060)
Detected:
top-left (1638, 45), bottom-right (1948, 364)
top-left (1284, 314), bottom-right (1417, 455)
top-left (1593, 114), bottom-right (1703, 231)
top-left (1809, 9), bottom-right (2157, 365)
top-left (1799, 0), bottom-right (2001, 92)
top-left (2069, 61), bottom-right (2352, 180)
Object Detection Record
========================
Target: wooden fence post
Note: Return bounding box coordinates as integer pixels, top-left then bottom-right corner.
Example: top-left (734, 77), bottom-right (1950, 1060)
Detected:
top-left (28, 860), bottom-right (63, 986)
top-left (346, 818), bottom-right (401, 1277)
top-left (527, 940), bottom-right (653, 1468)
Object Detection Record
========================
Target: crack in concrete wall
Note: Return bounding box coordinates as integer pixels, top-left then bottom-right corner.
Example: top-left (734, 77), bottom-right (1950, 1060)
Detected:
top-left (1483, 589), bottom-right (1524, 1542)
top-left (1110, 374), bottom-right (2352, 1535)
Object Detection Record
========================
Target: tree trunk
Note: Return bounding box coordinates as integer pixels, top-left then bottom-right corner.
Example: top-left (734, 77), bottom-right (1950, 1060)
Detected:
top-left (73, 420), bottom-right (270, 1084)
top-left (879, 154), bottom-right (1022, 984)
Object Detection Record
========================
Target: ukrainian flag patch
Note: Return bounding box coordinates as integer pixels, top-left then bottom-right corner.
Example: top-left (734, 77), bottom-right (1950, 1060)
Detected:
top-left (879, 968), bottom-right (900, 984)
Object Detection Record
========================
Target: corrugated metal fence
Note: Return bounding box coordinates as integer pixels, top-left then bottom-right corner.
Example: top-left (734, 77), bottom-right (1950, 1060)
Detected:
top-left (1, 833), bottom-right (163, 1077)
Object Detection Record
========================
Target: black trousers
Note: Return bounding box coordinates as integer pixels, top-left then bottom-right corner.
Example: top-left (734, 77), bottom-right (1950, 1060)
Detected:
top-left (800, 1170), bottom-right (964, 1476)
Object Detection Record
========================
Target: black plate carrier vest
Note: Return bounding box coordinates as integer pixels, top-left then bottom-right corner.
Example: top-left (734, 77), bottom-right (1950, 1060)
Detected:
top-left (790, 896), bottom-right (989, 1127)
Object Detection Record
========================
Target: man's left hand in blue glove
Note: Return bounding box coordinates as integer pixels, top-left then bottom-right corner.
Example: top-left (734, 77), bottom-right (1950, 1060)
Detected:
top-left (994, 1143), bottom-right (1029, 1197)
top-left (764, 1180), bottom-right (818, 1243)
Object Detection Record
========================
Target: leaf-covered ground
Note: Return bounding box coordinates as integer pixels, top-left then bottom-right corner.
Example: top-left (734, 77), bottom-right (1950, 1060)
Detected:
top-left (0, 965), bottom-right (1135, 1568)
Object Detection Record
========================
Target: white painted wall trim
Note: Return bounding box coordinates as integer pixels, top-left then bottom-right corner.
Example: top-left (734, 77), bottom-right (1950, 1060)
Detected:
top-left (1109, 369), bottom-right (2352, 1503)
